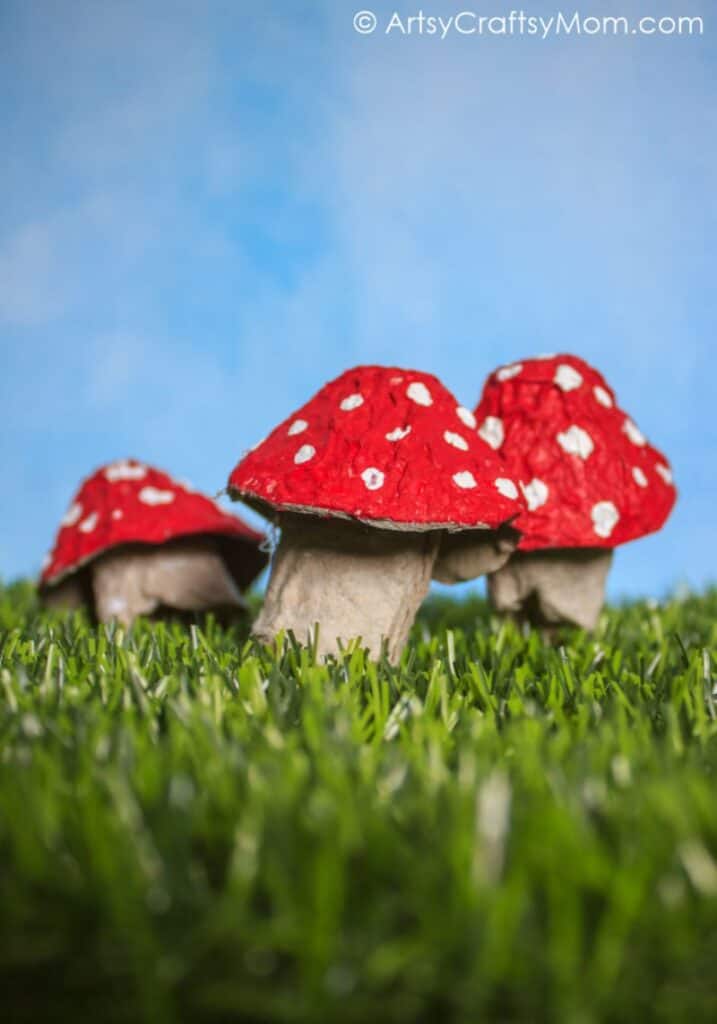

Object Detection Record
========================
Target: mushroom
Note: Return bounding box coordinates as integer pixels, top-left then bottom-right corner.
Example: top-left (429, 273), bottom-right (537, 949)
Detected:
top-left (39, 460), bottom-right (267, 625)
top-left (227, 365), bottom-right (523, 661)
top-left (467, 355), bottom-right (677, 630)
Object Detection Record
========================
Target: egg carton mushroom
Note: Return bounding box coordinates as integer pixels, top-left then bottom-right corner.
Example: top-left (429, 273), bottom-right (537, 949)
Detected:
top-left (467, 355), bottom-right (677, 630)
top-left (40, 460), bottom-right (267, 626)
top-left (227, 366), bottom-right (524, 662)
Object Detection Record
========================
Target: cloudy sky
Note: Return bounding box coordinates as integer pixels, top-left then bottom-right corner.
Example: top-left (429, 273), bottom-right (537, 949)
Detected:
top-left (1, 0), bottom-right (714, 597)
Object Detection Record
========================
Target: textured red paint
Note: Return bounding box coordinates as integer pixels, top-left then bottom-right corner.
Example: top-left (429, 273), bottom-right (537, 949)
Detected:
top-left (228, 365), bottom-right (524, 530)
top-left (474, 355), bottom-right (677, 551)
top-left (41, 460), bottom-right (266, 587)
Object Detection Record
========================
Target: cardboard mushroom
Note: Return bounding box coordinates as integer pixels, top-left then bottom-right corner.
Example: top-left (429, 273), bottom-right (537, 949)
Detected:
top-left (468, 355), bottom-right (677, 630)
top-left (227, 365), bottom-right (524, 661)
top-left (40, 460), bottom-right (267, 625)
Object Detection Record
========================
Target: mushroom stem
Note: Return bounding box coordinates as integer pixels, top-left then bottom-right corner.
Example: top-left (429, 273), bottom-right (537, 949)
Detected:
top-left (253, 515), bottom-right (440, 662)
top-left (487, 548), bottom-right (613, 631)
top-left (91, 538), bottom-right (246, 625)
top-left (432, 524), bottom-right (520, 583)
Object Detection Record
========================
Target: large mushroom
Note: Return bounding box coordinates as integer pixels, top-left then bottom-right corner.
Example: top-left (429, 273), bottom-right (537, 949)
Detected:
top-left (227, 365), bottom-right (524, 661)
top-left (468, 355), bottom-right (677, 629)
top-left (40, 460), bottom-right (267, 625)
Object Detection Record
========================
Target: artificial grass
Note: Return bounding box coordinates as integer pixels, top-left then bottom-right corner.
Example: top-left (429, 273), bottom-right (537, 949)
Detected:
top-left (1, 582), bottom-right (717, 1023)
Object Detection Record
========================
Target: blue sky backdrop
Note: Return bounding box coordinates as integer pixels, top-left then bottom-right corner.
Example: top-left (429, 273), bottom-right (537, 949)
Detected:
top-left (1, 0), bottom-right (714, 598)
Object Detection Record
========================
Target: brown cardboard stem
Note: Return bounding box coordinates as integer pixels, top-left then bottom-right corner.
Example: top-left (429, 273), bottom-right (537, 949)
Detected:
top-left (432, 524), bottom-right (520, 583)
top-left (253, 515), bottom-right (440, 662)
top-left (91, 537), bottom-right (247, 625)
top-left (488, 548), bottom-right (613, 630)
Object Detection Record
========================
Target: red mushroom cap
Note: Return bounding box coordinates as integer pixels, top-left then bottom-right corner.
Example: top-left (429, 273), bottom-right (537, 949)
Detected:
top-left (40, 460), bottom-right (267, 589)
top-left (228, 365), bottom-right (524, 530)
top-left (473, 355), bottom-right (677, 551)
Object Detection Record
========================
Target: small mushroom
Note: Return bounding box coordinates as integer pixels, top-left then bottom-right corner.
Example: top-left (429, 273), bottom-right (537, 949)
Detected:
top-left (39, 460), bottom-right (267, 625)
top-left (469, 355), bottom-right (677, 630)
top-left (227, 365), bottom-right (523, 661)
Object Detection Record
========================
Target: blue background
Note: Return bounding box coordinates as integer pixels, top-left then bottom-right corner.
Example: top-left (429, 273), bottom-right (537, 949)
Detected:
top-left (1, 0), bottom-right (714, 598)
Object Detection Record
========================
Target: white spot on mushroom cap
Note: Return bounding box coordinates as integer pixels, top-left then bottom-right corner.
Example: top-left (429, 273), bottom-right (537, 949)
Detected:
top-left (61, 502), bottom-right (83, 527)
top-left (592, 501), bottom-right (620, 539)
top-left (496, 363), bottom-right (523, 382)
top-left (521, 478), bottom-right (549, 511)
top-left (456, 406), bottom-right (476, 429)
top-left (444, 430), bottom-right (469, 452)
top-left (340, 393), bottom-right (364, 412)
top-left (557, 424), bottom-right (594, 460)
top-left (406, 381), bottom-right (433, 406)
top-left (294, 444), bottom-right (316, 465)
top-left (623, 418), bottom-right (646, 446)
top-left (495, 478), bottom-right (519, 500)
top-left (112, 509), bottom-right (123, 520)
top-left (554, 364), bottom-right (583, 392)
top-left (478, 416), bottom-right (504, 451)
top-left (656, 463), bottom-right (674, 485)
top-left (361, 467), bottom-right (385, 491)
top-left (138, 486), bottom-right (175, 506)
top-left (453, 471), bottom-right (477, 489)
top-left (288, 419), bottom-right (308, 436)
top-left (79, 511), bottom-right (99, 533)
top-left (41, 553), bottom-right (52, 570)
top-left (593, 385), bottom-right (613, 408)
top-left (386, 426), bottom-right (411, 442)
top-left (105, 460), bottom-right (147, 482)
top-left (632, 467), bottom-right (648, 488)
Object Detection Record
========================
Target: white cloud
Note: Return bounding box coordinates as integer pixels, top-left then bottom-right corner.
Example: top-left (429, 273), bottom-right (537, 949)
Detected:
top-left (0, 220), bottom-right (71, 325)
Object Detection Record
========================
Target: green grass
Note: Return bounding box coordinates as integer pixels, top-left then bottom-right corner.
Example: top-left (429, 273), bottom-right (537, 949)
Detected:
top-left (1, 583), bottom-right (717, 1023)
